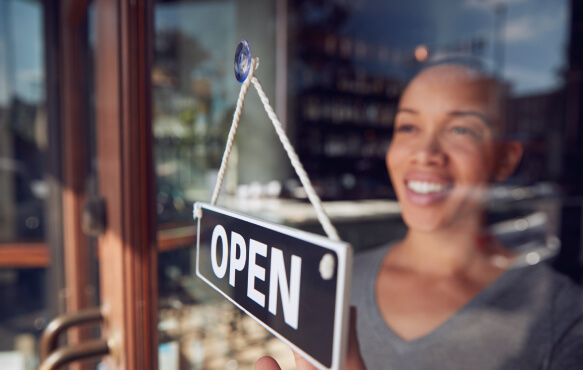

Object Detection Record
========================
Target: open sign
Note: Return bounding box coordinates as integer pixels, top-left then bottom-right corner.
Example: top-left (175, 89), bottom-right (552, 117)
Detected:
top-left (195, 202), bottom-right (353, 370)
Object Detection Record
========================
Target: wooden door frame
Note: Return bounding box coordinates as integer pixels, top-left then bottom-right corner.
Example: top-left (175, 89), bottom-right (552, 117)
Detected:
top-left (60, 0), bottom-right (92, 328)
top-left (95, 0), bottom-right (158, 368)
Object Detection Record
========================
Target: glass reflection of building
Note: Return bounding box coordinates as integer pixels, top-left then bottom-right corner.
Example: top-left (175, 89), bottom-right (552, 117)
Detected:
top-left (151, 1), bottom-right (583, 368)
top-left (152, 0), bottom-right (576, 247)
top-left (1, 0), bottom-right (583, 368)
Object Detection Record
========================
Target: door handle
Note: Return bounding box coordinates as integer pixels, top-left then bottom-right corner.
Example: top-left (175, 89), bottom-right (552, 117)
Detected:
top-left (82, 196), bottom-right (106, 237)
top-left (39, 307), bottom-right (110, 370)
top-left (39, 339), bottom-right (110, 370)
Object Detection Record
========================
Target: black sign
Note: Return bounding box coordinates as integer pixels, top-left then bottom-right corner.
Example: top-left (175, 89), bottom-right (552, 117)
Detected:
top-left (195, 202), bottom-right (353, 370)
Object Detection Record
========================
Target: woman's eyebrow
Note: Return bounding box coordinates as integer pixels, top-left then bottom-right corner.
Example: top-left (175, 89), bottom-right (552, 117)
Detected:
top-left (396, 108), bottom-right (418, 115)
top-left (449, 110), bottom-right (491, 126)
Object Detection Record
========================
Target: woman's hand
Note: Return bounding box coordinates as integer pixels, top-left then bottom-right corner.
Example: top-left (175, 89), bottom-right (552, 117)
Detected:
top-left (254, 307), bottom-right (366, 370)
top-left (254, 351), bottom-right (323, 370)
top-left (254, 356), bottom-right (283, 370)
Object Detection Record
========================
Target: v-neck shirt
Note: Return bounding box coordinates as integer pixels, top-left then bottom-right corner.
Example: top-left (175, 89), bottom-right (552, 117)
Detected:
top-left (351, 243), bottom-right (583, 370)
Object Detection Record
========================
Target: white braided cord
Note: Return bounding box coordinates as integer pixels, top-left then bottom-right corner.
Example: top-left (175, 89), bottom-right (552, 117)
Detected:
top-left (210, 59), bottom-right (256, 205)
top-left (250, 77), bottom-right (340, 241)
top-left (209, 57), bottom-right (341, 241)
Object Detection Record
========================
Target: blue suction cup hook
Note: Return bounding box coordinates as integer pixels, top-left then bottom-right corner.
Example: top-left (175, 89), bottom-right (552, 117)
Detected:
top-left (234, 39), bottom-right (252, 83)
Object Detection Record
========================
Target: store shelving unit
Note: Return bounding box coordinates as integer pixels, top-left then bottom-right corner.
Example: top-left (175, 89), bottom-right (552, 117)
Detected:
top-left (291, 28), bottom-right (402, 200)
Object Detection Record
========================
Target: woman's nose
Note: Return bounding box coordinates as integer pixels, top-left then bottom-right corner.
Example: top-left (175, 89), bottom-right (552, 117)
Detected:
top-left (411, 134), bottom-right (446, 166)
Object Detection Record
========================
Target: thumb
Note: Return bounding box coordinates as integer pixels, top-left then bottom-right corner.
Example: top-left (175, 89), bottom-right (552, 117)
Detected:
top-left (254, 356), bottom-right (282, 370)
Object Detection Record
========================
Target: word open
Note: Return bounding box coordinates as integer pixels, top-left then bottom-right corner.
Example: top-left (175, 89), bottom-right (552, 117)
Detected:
top-left (210, 224), bottom-right (302, 329)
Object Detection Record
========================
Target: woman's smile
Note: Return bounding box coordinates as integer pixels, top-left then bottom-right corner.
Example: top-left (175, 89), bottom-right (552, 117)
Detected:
top-left (406, 181), bottom-right (450, 194)
top-left (404, 173), bottom-right (454, 206)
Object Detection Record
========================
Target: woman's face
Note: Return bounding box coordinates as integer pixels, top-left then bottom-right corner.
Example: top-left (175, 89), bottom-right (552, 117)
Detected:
top-left (387, 66), bottom-right (505, 232)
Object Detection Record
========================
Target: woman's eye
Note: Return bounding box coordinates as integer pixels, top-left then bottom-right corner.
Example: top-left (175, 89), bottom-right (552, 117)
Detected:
top-left (395, 124), bottom-right (417, 133)
top-left (450, 126), bottom-right (481, 139)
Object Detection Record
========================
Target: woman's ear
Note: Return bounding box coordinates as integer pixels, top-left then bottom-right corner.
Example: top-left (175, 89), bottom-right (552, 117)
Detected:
top-left (493, 141), bottom-right (524, 182)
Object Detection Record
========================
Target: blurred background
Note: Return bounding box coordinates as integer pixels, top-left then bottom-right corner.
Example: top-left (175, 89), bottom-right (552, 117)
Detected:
top-left (0, 0), bottom-right (582, 369)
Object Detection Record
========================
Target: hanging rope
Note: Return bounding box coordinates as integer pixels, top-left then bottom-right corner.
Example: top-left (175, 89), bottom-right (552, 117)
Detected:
top-left (208, 57), bottom-right (341, 242)
top-left (210, 58), bottom-right (256, 206)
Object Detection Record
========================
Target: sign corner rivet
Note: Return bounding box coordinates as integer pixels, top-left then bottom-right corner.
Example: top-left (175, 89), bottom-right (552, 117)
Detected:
top-left (319, 253), bottom-right (335, 280)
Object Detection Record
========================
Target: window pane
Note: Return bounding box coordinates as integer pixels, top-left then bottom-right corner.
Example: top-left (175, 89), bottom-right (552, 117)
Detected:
top-left (0, 1), bottom-right (48, 366)
top-left (154, 0), bottom-right (582, 368)
top-left (0, 0), bottom-right (47, 243)
top-left (0, 268), bottom-right (46, 368)
top-left (154, 1), bottom-right (299, 368)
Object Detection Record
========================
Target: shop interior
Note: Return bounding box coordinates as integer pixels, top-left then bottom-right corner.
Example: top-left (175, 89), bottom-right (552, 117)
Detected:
top-left (0, 0), bottom-right (582, 368)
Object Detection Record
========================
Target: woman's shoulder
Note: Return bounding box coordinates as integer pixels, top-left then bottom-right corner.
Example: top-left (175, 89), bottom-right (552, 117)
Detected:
top-left (521, 263), bottom-right (583, 368)
top-left (501, 261), bottom-right (583, 310)
top-left (500, 262), bottom-right (583, 340)
top-left (535, 263), bottom-right (583, 319)
top-left (514, 262), bottom-right (583, 301)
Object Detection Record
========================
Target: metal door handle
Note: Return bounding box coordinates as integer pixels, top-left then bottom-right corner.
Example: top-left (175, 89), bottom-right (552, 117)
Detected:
top-left (39, 339), bottom-right (110, 370)
top-left (39, 307), bottom-right (110, 370)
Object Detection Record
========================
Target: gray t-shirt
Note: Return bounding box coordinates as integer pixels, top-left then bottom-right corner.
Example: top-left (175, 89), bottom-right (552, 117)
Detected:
top-left (351, 243), bottom-right (583, 370)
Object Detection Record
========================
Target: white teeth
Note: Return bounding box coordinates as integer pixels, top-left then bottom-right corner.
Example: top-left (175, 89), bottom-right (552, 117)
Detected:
top-left (407, 181), bottom-right (449, 194)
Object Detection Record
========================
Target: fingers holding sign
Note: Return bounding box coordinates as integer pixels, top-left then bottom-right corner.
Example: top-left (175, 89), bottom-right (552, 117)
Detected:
top-left (254, 356), bottom-right (283, 370)
top-left (253, 353), bottom-right (318, 370)
top-left (254, 307), bottom-right (366, 370)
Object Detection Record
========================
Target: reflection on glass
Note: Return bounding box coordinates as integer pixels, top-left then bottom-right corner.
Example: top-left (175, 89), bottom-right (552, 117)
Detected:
top-left (154, 1), bottom-right (241, 224)
top-left (0, 0), bottom-right (48, 367)
top-left (154, 1), bottom-right (296, 368)
top-left (154, 0), bottom-right (578, 368)
top-left (0, 268), bottom-right (46, 367)
top-left (0, 0), bottom-right (47, 242)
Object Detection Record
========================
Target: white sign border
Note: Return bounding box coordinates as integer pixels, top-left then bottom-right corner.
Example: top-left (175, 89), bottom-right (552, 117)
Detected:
top-left (194, 202), bottom-right (353, 370)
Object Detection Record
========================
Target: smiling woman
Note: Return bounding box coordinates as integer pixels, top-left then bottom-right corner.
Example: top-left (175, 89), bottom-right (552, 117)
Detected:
top-left (146, 0), bottom-right (583, 368)
top-left (256, 61), bottom-right (583, 370)
top-left (348, 63), bottom-right (583, 370)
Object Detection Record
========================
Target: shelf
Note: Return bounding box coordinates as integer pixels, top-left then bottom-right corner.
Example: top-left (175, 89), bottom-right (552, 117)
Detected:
top-left (299, 119), bottom-right (393, 131)
top-left (301, 153), bottom-right (386, 162)
top-left (299, 85), bottom-right (401, 101)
